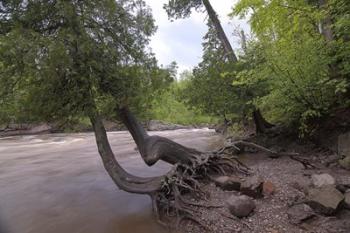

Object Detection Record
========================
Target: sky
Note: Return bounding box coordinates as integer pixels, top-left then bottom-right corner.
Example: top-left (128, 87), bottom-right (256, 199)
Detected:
top-left (144, 0), bottom-right (249, 75)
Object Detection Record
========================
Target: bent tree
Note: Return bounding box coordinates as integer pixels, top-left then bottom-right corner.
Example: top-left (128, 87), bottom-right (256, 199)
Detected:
top-left (0, 0), bottom-right (248, 226)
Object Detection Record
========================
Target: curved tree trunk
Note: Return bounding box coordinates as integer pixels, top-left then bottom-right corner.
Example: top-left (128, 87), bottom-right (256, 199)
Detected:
top-left (89, 111), bottom-right (163, 194)
top-left (90, 107), bottom-right (249, 226)
top-left (117, 107), bottom-right (201, 166)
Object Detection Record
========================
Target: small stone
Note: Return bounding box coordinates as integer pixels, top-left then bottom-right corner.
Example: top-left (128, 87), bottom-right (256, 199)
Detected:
top-left (213, 176), bottom-right (242, 191)
top-left (306, 185), bottom-right (344, 215)
top-left (290, 179), bottom-right (311, 194)
top-left (311, 173), bottom-right (336, 188)
top-left (240, 175), bottom-right (263, 198)
top-left (226, 195), bottom-right (256, 218)
top-left (262, 181), bottom-right (276, 196)
top-left (287, 204), bottom-right (315, 224)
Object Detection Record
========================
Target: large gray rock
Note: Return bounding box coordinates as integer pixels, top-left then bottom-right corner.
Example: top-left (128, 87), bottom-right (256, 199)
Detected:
top-left (240, 175), bottom-right (263, 198)
top-left (287, 204), bottom-right (316, 225)
top-left (147, 120), bottom-right (190, 131)
top-left (0, 123), bottom-right (52, 137)
top-left (306, 185), bottom-right (344, 215)
top-left (226, 195), bottom-right (255, 218)
top-left (311, 173), bottom-right (336, 188)
top-left (338, 132), bottom-right (350, 157)
top-left (29, 124), bottom-right (51, 134)
top-left (213, 176), bottom-right (242, 191)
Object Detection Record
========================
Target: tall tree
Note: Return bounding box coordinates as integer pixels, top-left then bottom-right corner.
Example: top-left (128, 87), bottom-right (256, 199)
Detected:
top-left (0, 0), bottom-right (245, 224)
top-left (165, 0), bottom-right (275, 133)
top-left (164, 0), bottom-right (238, 62)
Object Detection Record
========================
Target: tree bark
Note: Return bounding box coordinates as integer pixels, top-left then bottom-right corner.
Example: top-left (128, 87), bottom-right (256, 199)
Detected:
top-left (240, 30), bottom-right (247, 54)
top-left (201, 0), bottom-right (274, 131)
top-left (253, 109), bottom-right (275, 134)
top-left (89, 111), bottom-right (163, 194)
top-left (89, 107), bottom-right (249, 226)
top-left (319, 0), bottom-right (334, 42)
top-left (202, 0), bottom-right (238, 62)
top-left (318, 0), bottom-right (340, 79)
top-left (117, 107), bottom-right (202, 166)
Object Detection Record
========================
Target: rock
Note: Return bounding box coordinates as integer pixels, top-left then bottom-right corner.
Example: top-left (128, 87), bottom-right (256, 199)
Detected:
top-left (262, 181), bottom-right (276, 196)
top-left (226, 195), bottom-right (256, 218)
top-left (311, 173), bottom-right (336, 188)
top-left (290, 179), bottom-right (311, 194)
top-left (240, 175), bottom-right (263, 198)
top-left (339, 156), bottom-right (350, 170)
top-left (336, 184), bottom-right (350, 193)
top-left (214, 176), bottom-right (242, 191)
top-left (344, 191), bottom-right (350, 209)
top-left (0, 123), bottom-right (52, 137)
top-left (287, 204), bottom-right (315, 224)
top-left (102, 120), bottom-right (126, 131)
top-left (338, 132), bottom-right (350, 157)
top-left (147, 120), bottom-right (191, 131)
top-left (29, 123), bottom-right (51, 134)
top-left (306, 185), bottom-right (344, 215)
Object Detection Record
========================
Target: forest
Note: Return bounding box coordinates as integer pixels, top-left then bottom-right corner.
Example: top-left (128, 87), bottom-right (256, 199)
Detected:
top-left (0, 0), bottom-right (350, 233)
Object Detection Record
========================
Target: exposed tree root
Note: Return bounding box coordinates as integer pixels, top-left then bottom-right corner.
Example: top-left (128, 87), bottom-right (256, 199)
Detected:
top-left (92, 106), bottom-right (317, 230)
top-left (223, 140), bottom-right (317, 170)
top-left (151, 151), bottom-right (250, 229)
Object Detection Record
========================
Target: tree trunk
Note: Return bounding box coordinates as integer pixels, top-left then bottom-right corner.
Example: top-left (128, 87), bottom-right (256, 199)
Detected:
top-left (240, 30), bottom-right (247, 54)
top-left (319, 0), bottom-right (334, 42)
top-left (202, 0), bottom-right (238, 62)
top-left (89, 111), bottom-right (163, 194)
top-left (117, 107), bottom-right (201, 166)
top-left (318, 0), bottom-right (340, 79)
top-left (89, 107), bottom-right (249, 226)
top-left (252, 109), bottom-right (275, 134)
top-left (201, 0), bottom-right (274, 130)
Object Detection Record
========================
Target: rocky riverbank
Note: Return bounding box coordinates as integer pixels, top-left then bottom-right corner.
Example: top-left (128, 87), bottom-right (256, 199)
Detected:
top-left (180, 132), bottom-right (350, 233)
top-left (0, 120), bottom-right (216, 137)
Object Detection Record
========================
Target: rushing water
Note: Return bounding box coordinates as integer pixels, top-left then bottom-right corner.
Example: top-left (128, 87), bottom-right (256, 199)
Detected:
top-left (0, 129), bottom-right (222, 233)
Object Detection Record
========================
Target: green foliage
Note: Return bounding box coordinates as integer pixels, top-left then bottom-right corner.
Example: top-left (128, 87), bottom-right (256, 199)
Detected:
top-left (179, 21), bottom-right (250, 122)
top-left (1, 0), bottom-right (350, 136)
top-left (179, 0), bottom-right (350, 135)
top-left (148, 81), bottom-right (216, 125)
top-left (0, 0), bottom-right (171, 124)
top-left (227, 0), bottom-right (350, 135)
top-left (164, 0), bottom-right (203, 20)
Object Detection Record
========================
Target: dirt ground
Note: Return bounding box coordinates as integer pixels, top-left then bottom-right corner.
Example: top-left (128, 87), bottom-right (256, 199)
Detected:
top-left (180, 144), bottom-right (350, 233)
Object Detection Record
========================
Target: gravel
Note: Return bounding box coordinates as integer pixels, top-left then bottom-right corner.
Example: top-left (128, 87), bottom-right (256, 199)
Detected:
top-left (180, 150), bottom-right (350, 233)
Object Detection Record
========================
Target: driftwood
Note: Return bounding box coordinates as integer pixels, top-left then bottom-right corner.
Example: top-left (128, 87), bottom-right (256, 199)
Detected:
top-left (224, 140), bottom-right (317, 169)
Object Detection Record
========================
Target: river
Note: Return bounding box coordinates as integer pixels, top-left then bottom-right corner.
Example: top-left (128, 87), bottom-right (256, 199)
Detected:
top-left (0, 129), bottom-right (222, 233)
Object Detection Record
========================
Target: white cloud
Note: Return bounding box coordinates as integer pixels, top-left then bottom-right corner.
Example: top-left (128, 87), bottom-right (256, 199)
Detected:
top-left (145, 0), bottom-right (249, 74)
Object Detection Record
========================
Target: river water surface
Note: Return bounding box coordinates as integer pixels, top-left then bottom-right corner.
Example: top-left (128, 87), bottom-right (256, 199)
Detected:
top-left (0, 129), bottom-right (222, 233)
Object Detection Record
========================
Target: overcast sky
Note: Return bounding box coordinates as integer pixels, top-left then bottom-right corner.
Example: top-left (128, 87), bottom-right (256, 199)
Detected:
top-left (144, 0), bottom-right (249, 74)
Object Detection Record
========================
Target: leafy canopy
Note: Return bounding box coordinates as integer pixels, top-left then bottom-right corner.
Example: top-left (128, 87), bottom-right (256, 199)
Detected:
top-left (0, 0), bottom-right (172, 123)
